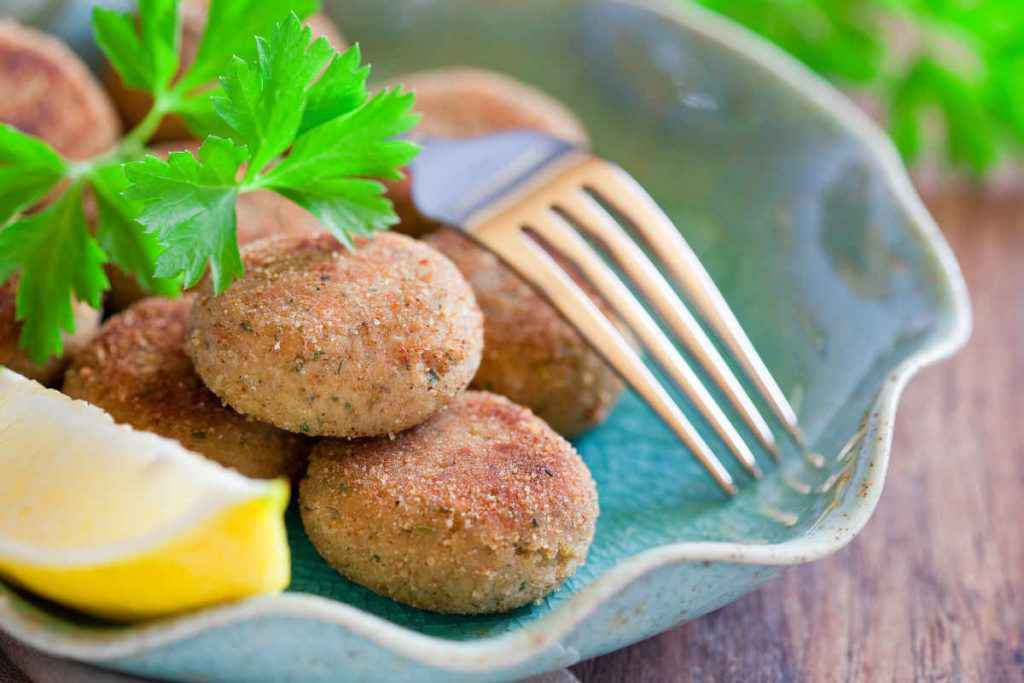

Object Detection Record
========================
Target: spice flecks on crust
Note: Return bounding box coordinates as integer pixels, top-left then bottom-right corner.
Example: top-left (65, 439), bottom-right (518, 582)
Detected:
top-left (300, 391), bottom-right (599, 614)
top-left (63, 297), bottom-right (308, 480)
top-left (188, 232), bottom-right (483, 438)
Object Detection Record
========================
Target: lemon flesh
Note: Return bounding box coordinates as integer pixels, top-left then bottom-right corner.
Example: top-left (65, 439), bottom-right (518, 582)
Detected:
top-left (0, 369), bottom-right (291, 620)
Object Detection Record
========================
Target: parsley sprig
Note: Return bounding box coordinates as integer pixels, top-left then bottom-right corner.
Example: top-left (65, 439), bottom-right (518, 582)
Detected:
top-left (0, 0), bottom-right (418, 365)
top-left (124, 17), bottom-right (418, 292)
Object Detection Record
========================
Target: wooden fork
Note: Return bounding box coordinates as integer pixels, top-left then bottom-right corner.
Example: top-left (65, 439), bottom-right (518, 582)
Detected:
top-left (411, 131), bottom-right (804, 495)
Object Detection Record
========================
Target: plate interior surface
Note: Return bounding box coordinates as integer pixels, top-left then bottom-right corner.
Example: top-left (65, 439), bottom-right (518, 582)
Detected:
top-left (0, 1), bottom-right (969, 681)
top-left (273, 0), bottom-right (959, 640)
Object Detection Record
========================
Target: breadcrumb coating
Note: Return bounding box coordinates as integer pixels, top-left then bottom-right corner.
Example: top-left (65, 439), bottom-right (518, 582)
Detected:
top-left (300, 391), bottom-right (599, 614)
top-left (63, 297), bottom-right (308, 480)
top-left (188, 233), bottom-right (483, 438)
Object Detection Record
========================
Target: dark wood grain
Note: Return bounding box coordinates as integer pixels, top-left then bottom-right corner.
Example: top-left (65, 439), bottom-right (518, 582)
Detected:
top-left (571, 191), bottom-right (1024, 683)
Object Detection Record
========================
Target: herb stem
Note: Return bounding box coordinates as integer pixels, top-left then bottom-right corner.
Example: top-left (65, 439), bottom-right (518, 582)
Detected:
top-left (65, 149), bottom-right (116, 183)
top-left (122, 97), bottom-right (173, 152)
top-left (240, 175), bottom-right (270, 193)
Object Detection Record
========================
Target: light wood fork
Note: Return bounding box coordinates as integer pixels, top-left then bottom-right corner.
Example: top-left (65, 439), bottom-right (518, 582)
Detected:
top-left (412, 131), bottom-right (804, 495)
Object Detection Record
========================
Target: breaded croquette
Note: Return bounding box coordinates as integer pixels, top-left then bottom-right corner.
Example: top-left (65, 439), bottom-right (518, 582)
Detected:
top-left (187, 233), bottom-right (483, 438)
top-left (300, 391), bottom-right (599, 614)
top-left (63, 297), bottom-right (308, 480)
top-left (0, 20), bottom-right (121, 160)
top-left (0, 22), bottom-right (114, 382)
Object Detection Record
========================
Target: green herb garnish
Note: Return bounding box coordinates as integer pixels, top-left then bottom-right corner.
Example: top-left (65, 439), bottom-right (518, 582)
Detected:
top-left (125, 17), bottom-right (418, 292)
top-left (696, 0), bottom-right (1024, 175)
top-left (0, 184), bottom-right (106, 362)
top-left (0, 0), bottom-right (418, 364)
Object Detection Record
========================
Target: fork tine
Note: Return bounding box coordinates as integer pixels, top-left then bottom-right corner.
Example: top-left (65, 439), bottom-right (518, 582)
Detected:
top-left (472, 227), bottom-right (739, 495)
top-left (555, 192), bottom-right (780, 459)
top-left (582, 165), bottom-right (805, 445)
top-left (529, 211), bottom-right (763, 479)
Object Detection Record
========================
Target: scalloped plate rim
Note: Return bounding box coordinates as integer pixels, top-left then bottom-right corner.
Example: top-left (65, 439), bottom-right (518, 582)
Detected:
top-left (0, 0), bottom-right (971, 675)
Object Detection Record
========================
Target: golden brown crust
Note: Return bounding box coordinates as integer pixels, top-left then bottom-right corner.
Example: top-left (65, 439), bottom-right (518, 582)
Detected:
top-left (0, 279), bottom-right (101, 386)
top-left (0, 20), bottom-right (120, 160)
top-left (187, 232), bottom-right (483, 438)
top-left (383, 68), bottom-right (590, 237)
top-left (63, 297), bottom-right (308, 480)
top-left (424, 228), bottom-right (624, 437)
top-left (104, 1), bottom-right (347, 142)
top-left (106, 142), bottom-right (325, 311)
top-left (300, 391), bottom-right (598, 614)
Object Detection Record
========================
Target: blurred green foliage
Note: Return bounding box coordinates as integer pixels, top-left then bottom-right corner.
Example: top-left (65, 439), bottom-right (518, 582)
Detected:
top-left (695, 0), bottom-right (1024, 175)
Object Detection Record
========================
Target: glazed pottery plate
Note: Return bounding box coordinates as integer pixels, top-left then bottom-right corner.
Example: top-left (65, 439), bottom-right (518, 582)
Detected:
top-left (1, 1), bottom-right (970, 681)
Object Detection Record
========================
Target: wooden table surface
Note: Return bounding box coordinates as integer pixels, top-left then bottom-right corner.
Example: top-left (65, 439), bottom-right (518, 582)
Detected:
top-left (571, 190), bottom-right (1024, 682)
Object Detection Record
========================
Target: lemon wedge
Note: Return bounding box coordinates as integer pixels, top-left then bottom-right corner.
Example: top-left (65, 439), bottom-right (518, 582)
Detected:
top-left (0, 369), bottom-right (291, 620)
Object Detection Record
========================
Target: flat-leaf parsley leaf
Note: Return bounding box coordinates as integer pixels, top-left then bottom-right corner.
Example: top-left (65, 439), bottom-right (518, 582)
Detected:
top-left (0, 125), bottom-right (67, 225)
top-left (0, 184), bottom-right (107, 364)
top-left (123, 13), bottom-right (419, 293)
top-left (125, 136), bottom-right (247, 292)
top-left (0, 1), bottom-right (416, 364)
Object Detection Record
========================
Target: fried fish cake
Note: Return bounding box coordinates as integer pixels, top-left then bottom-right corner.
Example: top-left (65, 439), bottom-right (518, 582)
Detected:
top-left (0, 23), bottom-right (114, 383)
top-left (187, 233), bottom-right (483, 438)
top-left (300, 391), bottom-right (599, 614)
top-left (0, 20), bottom-right (120, 160)
top-left (64, 297), bottom-right (308, 480)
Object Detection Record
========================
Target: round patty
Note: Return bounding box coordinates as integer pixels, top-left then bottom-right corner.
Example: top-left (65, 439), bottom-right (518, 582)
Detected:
top-left (300, 391), bottom-right (599, 614)
top-left (187, 232), bottom-right (483, 438)
top-left (425, 228), bottom-right (625, 437)
top-left (0, 20), bottom-right (120, 160)
top-left (104, 0), bottom-right (346, 142)
top-left (105, 142), bottom-right (324, 311)
top-left (383, 68), bottom-right (589, 237)
top-left (1, 279), bottom-right (100, 386)
top-left (63, 297), bottom-right (308, 480)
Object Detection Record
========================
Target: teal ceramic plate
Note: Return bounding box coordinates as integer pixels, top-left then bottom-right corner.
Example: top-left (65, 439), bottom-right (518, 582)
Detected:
top-left (1, 1), bottom-right (970, 681)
